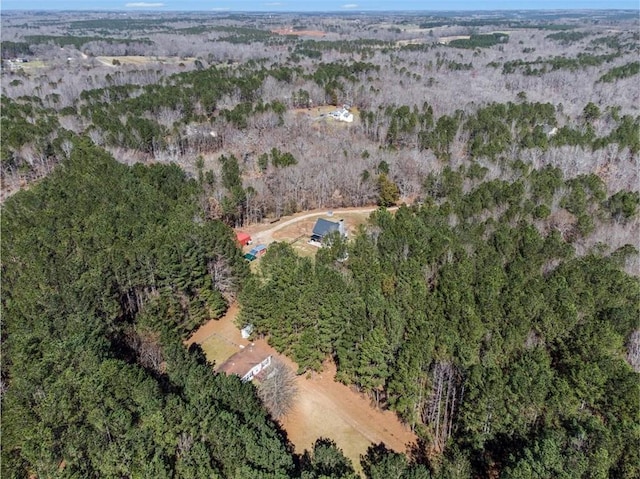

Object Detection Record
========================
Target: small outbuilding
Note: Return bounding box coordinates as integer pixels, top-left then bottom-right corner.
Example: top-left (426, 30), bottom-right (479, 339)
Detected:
top-left (249, 244), bottom-right (268, 257)
top-left (236, 231), bottom-right (252, 246)
top-left (241, 324), bottom-right (254, 339)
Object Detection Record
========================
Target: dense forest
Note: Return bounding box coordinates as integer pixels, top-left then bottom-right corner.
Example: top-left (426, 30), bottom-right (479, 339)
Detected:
top-left (3, 138), bottom-right (430, 478)
top-left (239, 181), bottom-right (639, 476)
top-left (2, 8), bottom-right (639, 479)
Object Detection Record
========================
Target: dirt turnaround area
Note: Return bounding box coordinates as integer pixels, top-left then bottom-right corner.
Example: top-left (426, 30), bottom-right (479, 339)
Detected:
top-left (188, 310), bottom-right (416, 470)
top-left (241, 205), bottom-right (398, 246)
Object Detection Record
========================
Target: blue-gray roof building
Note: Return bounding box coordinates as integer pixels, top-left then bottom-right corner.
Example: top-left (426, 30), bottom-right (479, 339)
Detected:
top-left (311, 218), bottom-right (346, 243)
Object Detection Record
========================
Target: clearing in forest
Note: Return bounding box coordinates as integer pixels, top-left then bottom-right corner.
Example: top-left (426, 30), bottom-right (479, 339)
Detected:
top-left (185, 303), bottom-right (250, 367)
top-left (240, 206), bottom-right (390, 249)
top-left (187, 302), bottom-right (416, 470)
top-left (271, 29), bottom-right (327, 37)
top-left (279, 356), bottom-right (417, 470)
top-left (437, 35), bottom-right (471, 44)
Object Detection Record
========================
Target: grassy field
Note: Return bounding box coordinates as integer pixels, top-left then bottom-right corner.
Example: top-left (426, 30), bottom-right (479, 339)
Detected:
top-left (185, 304), bottom-right (249, 369)
top-left (199, 335), bottom-right (242, 369)
top-left (279, 358), bottom-right (416, 474)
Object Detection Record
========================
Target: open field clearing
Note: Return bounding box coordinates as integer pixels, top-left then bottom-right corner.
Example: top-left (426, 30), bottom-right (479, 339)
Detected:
top-left (271, 29), bottom-right (327, 37)
top-left (293, 105), bottom-right (361, 125)
top-left (269, 210), bottom-right (375, 256)
top-left (188, 308), bottom-right (417, 471)
top-left (185, 304), bottom-right (250, 367)
top-left (280, 357), bottom-right (417, 472)
top-left (437, 35), bottom-right (471, 43)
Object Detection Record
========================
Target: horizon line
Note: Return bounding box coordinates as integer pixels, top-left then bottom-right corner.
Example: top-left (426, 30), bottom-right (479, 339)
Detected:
top-left (2, 7), bottom-right (639, 12)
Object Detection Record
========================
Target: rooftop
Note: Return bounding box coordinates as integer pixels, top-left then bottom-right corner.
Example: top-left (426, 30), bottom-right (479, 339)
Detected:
top-left (312, 218), bottom-right (342, 238)
top-left (217, 342), bottom-right (272, 377)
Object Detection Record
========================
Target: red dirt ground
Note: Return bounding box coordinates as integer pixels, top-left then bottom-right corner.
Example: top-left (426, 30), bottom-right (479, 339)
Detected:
top-left (278, 354), bottom-right (417, 467)
top-left (186, 304), bottom-right (417, 470)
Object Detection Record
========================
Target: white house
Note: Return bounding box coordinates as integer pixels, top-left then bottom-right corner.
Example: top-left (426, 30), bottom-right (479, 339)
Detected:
top-left (218, 344), bottom-right (274, 383)
top-left (241, 355), bottom-right (272, 382)
top-left (329, 107), bottom-right (354, 123)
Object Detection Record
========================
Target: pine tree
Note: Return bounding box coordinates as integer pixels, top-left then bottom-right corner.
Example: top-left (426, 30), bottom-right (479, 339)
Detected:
top-left (377, 173), bottom-right (400, 207)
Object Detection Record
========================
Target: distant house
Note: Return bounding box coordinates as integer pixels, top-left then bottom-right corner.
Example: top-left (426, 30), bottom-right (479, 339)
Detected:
top-left (5, 58), bottom-right (28, 71)
top-left (180, 124), bottom-right (222, 154)
top-left (236, 231), bottom-right (252, 247)
top-left (329, 107), bottom-right (354, 123)
top-left (218, 343), bottom-right (272, 382)
top-left (310, 218), bottom-right (346, 243)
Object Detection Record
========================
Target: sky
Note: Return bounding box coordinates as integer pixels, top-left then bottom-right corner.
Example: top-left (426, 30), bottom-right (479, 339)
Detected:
top-left (1, 0), bottom-right (639, 10)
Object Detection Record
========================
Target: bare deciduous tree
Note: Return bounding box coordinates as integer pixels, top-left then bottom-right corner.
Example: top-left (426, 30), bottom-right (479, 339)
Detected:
top-left (257, 357), bottom-right (298, 420)
top-left (207, 255), bottom-right (237, 301)
top-left (422, 361), bottom-right (461, 452)
top-left (124, 327), bottom-right (165, 374)
top-left (626, 329), bottom-right (640, 373)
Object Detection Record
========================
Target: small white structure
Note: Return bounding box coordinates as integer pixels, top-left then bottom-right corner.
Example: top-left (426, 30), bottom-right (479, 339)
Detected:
top-left (241, 324), bottom-right (254, 339)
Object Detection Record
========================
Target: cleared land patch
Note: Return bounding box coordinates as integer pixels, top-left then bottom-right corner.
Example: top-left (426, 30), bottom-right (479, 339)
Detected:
top-left (185, 304), bottom-right (250, 367)
top-left (242, 206), bottom-right (385, 246)
top-left (188, 311), bottom-right (416, 470)
top-left (280, 357), bottom-right (417, 472)
top-left (186, 206), bottom-right (414, 468)
top-left (437, 35), bottom-right (471, 44)
top-left (271, 211), bottom-right (372, 256)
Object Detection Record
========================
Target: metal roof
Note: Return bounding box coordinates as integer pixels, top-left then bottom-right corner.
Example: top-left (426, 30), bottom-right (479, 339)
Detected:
top-left (312, 218), bottom-right (341, 237)
top-left (249, 244), bottom-right (267, 255)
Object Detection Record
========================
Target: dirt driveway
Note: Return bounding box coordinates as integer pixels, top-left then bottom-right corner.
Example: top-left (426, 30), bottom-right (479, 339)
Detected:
top-left (186, 303), bottom-right (416, 470)
top-left (242, 206), bottom-right (398, 246)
